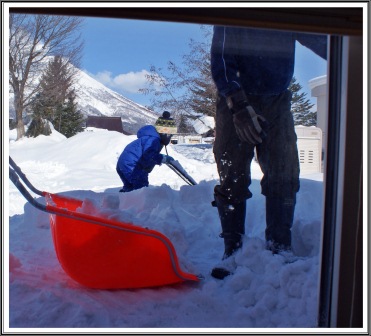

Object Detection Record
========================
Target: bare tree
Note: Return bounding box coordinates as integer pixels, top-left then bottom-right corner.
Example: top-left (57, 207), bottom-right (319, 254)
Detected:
top-left (9, 14), bottom-right (83, 140)
top-left (140, 26), bottom-right (217, 133)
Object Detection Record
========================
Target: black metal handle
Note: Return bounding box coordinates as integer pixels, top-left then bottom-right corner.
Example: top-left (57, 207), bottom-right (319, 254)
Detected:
top-left (9, 156), bottom-right (44, 196)
top-left (9, 166), bottom-right (47, 213)
top-left (165, 162), bottom-right (197, 186)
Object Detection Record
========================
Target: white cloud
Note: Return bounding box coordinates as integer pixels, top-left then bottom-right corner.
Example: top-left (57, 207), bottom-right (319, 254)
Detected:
top-left (91, 70), bottom-right (151, 94)
top-left (93, 70), bottom-right (113, 86)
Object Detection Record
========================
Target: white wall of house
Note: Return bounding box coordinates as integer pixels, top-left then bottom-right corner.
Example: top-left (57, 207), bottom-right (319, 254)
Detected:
top-left (308, 75), bottom-right (328, 159)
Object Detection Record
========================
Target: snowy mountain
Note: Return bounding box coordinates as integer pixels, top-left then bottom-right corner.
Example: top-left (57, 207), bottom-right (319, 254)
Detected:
top-left (73, 68), bottom-right (158, 134)
top-left (9, 64), bottom-right (158, 135)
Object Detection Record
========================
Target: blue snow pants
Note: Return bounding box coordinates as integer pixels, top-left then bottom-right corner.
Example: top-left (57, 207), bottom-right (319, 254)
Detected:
top-left (116, 165), bottom-right (149, 192)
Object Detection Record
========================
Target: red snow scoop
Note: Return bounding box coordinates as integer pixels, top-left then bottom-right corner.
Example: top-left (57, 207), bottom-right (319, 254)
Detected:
top-left (9, 157), bottom-right (200, 289)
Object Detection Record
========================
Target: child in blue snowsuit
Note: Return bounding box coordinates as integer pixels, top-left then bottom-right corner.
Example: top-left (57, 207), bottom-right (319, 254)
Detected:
top-left (116, 111), bottom-right (177, 192)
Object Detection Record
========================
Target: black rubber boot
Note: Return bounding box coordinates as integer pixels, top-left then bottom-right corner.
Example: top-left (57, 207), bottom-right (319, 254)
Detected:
top-left (265, 196), bottom-right (296, 254)
top-left (211, 195), bottom-right (246, 279)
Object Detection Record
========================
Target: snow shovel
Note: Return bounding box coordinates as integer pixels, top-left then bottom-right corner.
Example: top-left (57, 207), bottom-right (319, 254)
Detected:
top-left (165, 160), bottom-right (197, 186)
top-left (9, 156), bottom-right (200, 289)
top-left (163, 145), bottom-right (197, 186)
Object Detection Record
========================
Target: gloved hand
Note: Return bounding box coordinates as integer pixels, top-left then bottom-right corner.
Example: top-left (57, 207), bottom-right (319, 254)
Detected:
top-left (226, 90), bottom-right (268, 144)
top-left (161, 155), bottom-right (174, 163)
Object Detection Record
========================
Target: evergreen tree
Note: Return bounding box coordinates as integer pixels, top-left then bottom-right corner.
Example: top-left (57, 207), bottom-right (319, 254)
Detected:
top-left (55, 93), bottom-right (84, 138)
top-left (26, 93), bottom-right (52, 137)
top-left (289, 76), bottom-right (317, 126)
top-left (29, 56), bottom-right (84, 138)
top-left (26, 117), bottom-right (52, 137)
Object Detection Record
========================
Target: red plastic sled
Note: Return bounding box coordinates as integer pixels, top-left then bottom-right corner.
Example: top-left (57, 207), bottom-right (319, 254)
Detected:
top-left (9, 157), bottom-right (200, 289)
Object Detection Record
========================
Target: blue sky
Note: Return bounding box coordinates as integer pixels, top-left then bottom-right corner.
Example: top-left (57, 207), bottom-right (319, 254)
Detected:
top-left (81, 17), bottom-right (327, 109)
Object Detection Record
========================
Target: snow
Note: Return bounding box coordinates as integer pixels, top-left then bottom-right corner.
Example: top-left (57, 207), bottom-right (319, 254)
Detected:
top-left (192, 115), bottom-right (215, 134)
top-left (6, 127), bottom-right (326, 332)
top-left (74, 69), bottom-right (156, 120)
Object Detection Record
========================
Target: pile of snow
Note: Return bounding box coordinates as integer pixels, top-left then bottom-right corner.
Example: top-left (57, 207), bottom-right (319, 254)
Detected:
top-left (7, 127), bottom-right (325, 331)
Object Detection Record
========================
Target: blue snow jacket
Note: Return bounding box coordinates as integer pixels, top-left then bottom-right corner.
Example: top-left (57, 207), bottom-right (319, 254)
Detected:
top-left (210, 26), bottom-right (327, 97)
top-left (117, 125), bottom-right (163, 186)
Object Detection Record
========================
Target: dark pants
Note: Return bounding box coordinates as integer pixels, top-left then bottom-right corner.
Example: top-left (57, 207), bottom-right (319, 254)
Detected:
top-left (213, 90), bottom-right (300, 248)
top-left (116, 165), bottom-right (149, 192)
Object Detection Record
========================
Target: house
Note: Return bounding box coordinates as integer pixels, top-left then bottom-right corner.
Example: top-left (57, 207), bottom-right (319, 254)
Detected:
top-left (85, 116), bottom-right (131, 135)
top-left (309, 75), bottom-right (328, 157)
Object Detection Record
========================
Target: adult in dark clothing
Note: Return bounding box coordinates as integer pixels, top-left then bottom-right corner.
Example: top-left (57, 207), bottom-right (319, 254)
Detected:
top-left (210, 26), bottom-right (327, 279)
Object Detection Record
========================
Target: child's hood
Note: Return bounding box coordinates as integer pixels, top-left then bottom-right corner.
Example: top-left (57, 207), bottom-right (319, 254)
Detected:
top-left (137, 125), bottom-right (160, 139)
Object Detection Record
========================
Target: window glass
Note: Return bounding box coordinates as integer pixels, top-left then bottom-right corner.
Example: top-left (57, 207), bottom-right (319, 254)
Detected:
top-left (8, 15), bottom-right (331, 329)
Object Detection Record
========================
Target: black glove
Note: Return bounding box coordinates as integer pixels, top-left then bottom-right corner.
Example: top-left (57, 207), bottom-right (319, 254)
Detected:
top-left (226, 90), bottom-right (268, 144)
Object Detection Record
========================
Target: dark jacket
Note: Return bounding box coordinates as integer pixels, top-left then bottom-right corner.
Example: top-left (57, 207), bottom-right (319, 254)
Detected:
top-left (210, 26), bottom-right (327, 97)
top-left (117, 125), bottom-right (163, 181)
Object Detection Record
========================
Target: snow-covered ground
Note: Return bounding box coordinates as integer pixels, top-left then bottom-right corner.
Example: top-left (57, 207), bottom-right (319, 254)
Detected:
top-left (6, 126), bottom-right (326, 332)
